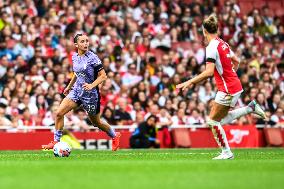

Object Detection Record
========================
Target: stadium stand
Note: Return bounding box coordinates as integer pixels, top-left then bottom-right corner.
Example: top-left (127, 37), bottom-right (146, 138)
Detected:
top-left (0, 0), bottom-right (283, 134)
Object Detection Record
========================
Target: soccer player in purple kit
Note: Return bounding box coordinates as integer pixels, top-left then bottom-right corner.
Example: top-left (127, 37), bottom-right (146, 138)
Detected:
top-left (42, 34), bottom-right (121, 151)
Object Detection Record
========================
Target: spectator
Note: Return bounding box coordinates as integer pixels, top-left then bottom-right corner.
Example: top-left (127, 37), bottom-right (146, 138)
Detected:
top-left (130, 115), bottom-right (160, 148)
top-left (156, 73), bottom-right (172, 93)
top-left (158, 108), bottom-right (173, 127)
top-left (0, 0), bottom-right (282, 129)
top-left (271, 108), bottom-right (284, 126)
top-left (187, 109), bottom-right (205, 125)
top-left (198, 81), bottom-right (215, 103)
top-left (0, 103), bottom-right (12, 126)
top-left (114, 98), bottom-right (133, 125)
top-left (72, 109), bottom-right (90, 131)
top-left (42, 105), bottom-right (57, 127)
top-left (172, 109), bottom-right (188, 126)
top-left (102, 107), bottom-right (116, 125)
top-left (121, 64), bottom-right (142, 87)
top-left (150, 30), bottom-right (171, 50)
top-left (13, 34), bottom-right (34, 61)
top-left (18, 108), bottom-right (36, 126)
top-left (268, 93), bottom-right (281, 113)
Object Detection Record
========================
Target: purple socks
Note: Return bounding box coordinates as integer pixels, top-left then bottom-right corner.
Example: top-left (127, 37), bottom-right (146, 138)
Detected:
top-left (54, 130), bottom-right (63, 142)
top-left (107, 128), bottom-right (116, 138)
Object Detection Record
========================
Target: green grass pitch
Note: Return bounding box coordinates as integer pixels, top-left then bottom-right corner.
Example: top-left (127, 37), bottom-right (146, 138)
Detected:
top-left (0, 149), bottom-right (283, 189)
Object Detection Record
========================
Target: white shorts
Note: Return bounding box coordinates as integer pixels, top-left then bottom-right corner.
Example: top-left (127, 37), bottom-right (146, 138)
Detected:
top-left (214, 91), bottom-right (242, 107)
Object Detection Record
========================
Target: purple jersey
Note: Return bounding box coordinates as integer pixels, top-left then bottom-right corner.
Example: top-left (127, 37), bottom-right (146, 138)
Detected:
top-left (67, 50), bottom-right (103, 115)
top-left (72, 50), bottom-right (103, 90)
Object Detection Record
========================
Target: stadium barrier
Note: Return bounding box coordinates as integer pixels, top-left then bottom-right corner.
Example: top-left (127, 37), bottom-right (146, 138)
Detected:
top-left (0, 125), bottom-right (283, 150)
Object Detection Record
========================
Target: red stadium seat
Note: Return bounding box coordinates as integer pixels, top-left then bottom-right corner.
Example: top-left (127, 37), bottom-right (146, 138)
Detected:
top-left (171, 128), bottom-right (191, 148)
top-left (239, 2), bottom-right (254, 15)
top-left (253, 0), bottom-right (267, 9)
top-left (183, 0), bottom-right (193, 5)
top-left (171, 42), bottom-right (193, 51)
top-left (263, 128), bottom-right (283, 147)
top-left (275, 8), bottom-right (284, 17)
top-left (150, 48), bottom-right (165, 64)
top-left (267, 0), bottom-right (282, 10)
top-left (218, 0), bottom-right (226, 6)
top-left (238, 0), bottom-right (255, 2)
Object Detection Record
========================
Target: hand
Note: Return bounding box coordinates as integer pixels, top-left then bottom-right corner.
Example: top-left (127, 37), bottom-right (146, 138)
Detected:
top-left (63, 87), bottom-right (71, 96)
top-left (176, 81), bottom-right (194, 91)
top-left (155, 139), bottom-right (160, 144)
top-left (83, 83), bottom-right (94, 90)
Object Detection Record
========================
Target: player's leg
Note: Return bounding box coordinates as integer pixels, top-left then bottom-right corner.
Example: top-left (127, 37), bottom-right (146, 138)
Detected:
top-left (208, 91), bottom-right (234, 159)
top-left (88, 113), bottom-right (121, 151)
top-left (42, 98), bottom-right (78, 149)
top-left (88, 113), bottom-right (116, 137)
top-left (54, 98), bottom-right (78, 141)
top-left (220, 100), bottom-right (266, 125)
top-left (208, 102), bottom-right (232, 156)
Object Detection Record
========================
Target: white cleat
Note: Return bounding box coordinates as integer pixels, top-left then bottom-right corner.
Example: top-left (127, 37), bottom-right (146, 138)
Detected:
top-left (212, 152), bottom-right (234, 160)
top-left (249, 100), bottom-right (267, 120)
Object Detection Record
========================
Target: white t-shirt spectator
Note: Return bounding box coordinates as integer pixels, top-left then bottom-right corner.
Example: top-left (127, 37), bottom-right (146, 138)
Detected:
top-left (122, 73), bottom-right (142, 87)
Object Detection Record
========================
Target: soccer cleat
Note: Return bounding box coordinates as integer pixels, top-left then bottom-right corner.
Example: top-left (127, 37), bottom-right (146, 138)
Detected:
top-left (112, 132), bottom-right (121, 151)
top-left (248, 100), bottom-right (267, 119)
top-left (212, 151), bottom-right (234, 160)
top-left (42, 141), bottom-right (58, 150)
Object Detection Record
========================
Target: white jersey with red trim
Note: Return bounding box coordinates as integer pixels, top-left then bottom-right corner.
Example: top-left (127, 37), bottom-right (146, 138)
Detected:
top-left (206, 37), bottom-right (243, 95)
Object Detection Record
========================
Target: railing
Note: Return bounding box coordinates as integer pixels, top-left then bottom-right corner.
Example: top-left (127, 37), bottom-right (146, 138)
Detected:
top-left (0, 124), bottom-right (267, 132)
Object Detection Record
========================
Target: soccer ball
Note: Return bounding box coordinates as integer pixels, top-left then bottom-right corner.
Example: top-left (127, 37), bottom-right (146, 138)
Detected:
top-left (53, 142), bottom-right (72, 157)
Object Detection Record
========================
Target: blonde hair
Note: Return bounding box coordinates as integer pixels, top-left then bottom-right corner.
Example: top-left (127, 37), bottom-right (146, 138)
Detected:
top-left (202, 14), bottom-right (218, 34)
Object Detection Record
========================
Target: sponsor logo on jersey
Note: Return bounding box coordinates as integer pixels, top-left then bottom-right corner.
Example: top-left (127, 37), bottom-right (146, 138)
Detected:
top-left (76, 72), bottom-right (86, 77)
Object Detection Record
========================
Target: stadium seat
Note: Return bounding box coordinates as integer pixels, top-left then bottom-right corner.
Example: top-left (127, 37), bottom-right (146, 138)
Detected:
top-left (275, 8), bottom-right (284, 17)
top-left (218, 0), bottom-right (226, 6)
top-left (263, 128), bottom-right (283, 147)
top-left (183, 0), bottom-right (193, 5)
top-left (171, 42), bottom-right (193, 51)
top-left (239, 2), bottom-right (254, 15)
top-left (171, 128), bottom-right (191, 148)
top-left (267, 1), bottom-right (282, 10)
top-left (253, 0), bottom-right (267, 9)
top-left (150, 48), bottom-right (165, 64)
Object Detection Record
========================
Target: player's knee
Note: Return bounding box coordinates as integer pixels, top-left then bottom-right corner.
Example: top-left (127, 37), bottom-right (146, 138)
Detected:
top-left (55, 110), bottom-right (65, 119)
top-left (209, 115), bottom-right (217, 121)
top-left (209, 112), bottom-right (222, 122)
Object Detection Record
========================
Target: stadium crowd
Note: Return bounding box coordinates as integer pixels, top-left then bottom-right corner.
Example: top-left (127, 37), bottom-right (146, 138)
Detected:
top-left (0, 0), bottom-right (283, 131)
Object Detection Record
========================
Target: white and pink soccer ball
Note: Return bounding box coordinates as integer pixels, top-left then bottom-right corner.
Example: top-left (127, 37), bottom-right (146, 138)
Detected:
top-left (53, 142), bottom-right (71, 157)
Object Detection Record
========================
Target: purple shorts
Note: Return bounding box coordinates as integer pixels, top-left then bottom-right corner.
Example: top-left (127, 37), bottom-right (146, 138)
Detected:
top-left (66, 88), bottom-right (100, 115)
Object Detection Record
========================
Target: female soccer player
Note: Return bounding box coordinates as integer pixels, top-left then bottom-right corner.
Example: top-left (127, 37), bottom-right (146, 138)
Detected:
top-left (176, 14), bottom-right (266, 160)
top-left (42, 34), bottom-right (121, 151)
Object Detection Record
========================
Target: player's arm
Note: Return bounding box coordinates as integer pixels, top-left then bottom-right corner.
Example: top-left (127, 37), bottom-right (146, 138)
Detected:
top-left (63, 74), bottom-right (77, 96)
top-left (177, 42), bottom-right (217, 90)
top-left (83, 69), bottom-right (107, 90)
top-left (176, 63), bottom-right (215, 90)
top-left (67, 73), bottom-right (77, 88)
top-left (231, 54), bottom-right (240, 72)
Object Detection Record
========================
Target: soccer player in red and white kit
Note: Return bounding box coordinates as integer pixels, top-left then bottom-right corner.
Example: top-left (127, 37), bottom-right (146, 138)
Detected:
top-left (176, 14), bottom-right (266, 160)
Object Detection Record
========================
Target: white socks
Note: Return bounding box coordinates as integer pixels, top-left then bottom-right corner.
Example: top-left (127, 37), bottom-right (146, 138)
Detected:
top-left (220, 106), bottom-right (253, 125)
top-left (208, 119), bottom-right (231, 154)
top-left (208, 105), bottom-right (254, 154)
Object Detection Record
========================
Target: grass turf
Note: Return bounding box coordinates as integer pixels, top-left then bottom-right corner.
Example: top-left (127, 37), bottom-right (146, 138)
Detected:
top-left (0, 149), bottom-right (283, 189)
